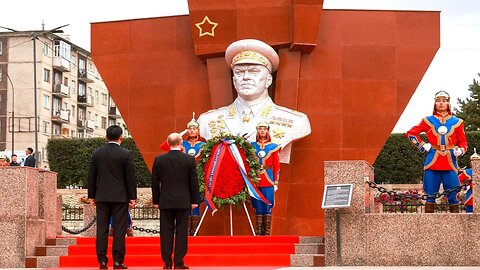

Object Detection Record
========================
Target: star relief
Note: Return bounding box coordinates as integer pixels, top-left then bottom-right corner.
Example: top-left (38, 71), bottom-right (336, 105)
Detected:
top-left (195, 16), bottom-right (218, 37)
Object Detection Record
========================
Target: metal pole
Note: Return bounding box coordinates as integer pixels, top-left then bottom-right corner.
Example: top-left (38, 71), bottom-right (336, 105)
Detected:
top-left (32, 34), bottom-right (38, 168)
top-left (5, 72), bottom-right (15, 156)
top-left (242, 202), bottom-right (256, 236)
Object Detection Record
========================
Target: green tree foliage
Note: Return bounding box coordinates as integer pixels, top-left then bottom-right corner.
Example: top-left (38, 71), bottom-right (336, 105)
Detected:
top-left (373, 132), bottom-right (480, 184)
top-left (455, 74), bottom-right (480, 131)
top-left (47, 137), bottom-right (151, 188)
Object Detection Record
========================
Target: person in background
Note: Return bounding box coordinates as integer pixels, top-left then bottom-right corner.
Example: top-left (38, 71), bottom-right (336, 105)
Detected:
top-left (0, 155), bottom-right (10, 167)
top-left (24, 147), bottom-right (35, 167)
top-left (406, 91), bottom-right (468, 213)
top-left (10, 154), bottom-right (20, 166)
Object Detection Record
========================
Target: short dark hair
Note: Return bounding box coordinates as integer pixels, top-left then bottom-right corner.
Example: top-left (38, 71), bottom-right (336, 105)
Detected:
top-left (27, 147), bottom-right (34, 153)
top-left (11, 154), bottom-right (17, 157)
top-left (106, 125), bottom-right (123, 141)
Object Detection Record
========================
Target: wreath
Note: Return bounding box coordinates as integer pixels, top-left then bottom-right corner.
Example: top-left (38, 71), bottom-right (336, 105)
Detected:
top-left (197, 134), bottom-right (260, 209)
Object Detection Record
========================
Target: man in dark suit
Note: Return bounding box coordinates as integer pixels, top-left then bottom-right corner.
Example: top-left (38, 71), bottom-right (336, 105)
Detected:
top-left (88, 125), bottom-right (137, 269)
top-left (152, 133), bottom-right (200, 269)
top-left (24, 147), bottom-right (35, 167)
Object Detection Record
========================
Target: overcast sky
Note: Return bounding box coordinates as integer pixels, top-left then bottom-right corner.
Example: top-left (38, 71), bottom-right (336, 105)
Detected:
top-left (2, 0), bottom-right (479, 132)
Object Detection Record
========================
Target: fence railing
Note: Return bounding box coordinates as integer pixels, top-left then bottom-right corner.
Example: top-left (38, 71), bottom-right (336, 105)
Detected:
top-left (62, 206), bottom-right (160, 221)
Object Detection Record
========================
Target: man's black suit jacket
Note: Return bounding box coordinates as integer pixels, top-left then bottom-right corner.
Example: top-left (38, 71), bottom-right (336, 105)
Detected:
top-left (87, 142), bottom-right (137, 202)
top-left (24, 155), bottom-right (35, 167)
top-left (151, 150), bottom-right (200, 209)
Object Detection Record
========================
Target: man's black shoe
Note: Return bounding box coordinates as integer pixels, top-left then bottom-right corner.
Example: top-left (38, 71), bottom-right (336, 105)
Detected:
top-left (99, 262), bottom-right (108, 269)
top-left (163, 265), bottom-right (172, 269)
top-left (113, 262), bottom-right (128, 269)
top-left (174, 265), bottom-right (189, 269)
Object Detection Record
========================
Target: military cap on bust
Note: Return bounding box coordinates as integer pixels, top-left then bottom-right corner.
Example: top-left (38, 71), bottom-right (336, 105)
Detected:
top-left (256, 121), bottom-right (270, 130)
top-left (225, 39), bottom-right (280, 73)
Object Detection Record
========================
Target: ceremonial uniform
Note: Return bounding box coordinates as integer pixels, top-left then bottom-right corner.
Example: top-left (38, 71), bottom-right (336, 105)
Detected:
top-left (197, 97), bottom-right (310, 163)
top-left (251, 141), bottom-right (280, 213)
top-left (406, 110), bottom-right (468, 210)
top-left (459, 169), bottom-right (473, 213)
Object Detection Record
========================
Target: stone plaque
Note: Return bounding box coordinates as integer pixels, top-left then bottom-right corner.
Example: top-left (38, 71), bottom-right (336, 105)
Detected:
top-left (322, 184), bottom-right (353, 208)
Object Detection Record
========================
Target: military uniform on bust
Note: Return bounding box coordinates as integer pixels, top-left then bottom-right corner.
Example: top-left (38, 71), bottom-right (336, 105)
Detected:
top-left (406, 91), bottom-right (468, 213)
top-left (197, 39), bottom-right (311, 164)
top-left (160, 113), bottom-right (206, 235)
top-left (251, 122), bottom-right (280, 235)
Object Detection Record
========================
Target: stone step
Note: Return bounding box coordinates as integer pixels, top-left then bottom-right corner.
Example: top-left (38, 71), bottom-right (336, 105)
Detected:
top-left (25, 256), bottom-right (60, 268)
top-left (46, 237), bottom-right (77, 246)
top-left (298, 236), bottom-right (324, 244)
top-left (295, 243), bottom-right (325, 254)
top-left (35, 245), bottom-right (69, 256)
top-left (290, 254), bottom-right (325, 267)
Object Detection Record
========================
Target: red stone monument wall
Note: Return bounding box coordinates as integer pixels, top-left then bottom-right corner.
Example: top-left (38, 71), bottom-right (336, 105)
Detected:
top-left (91, 1), bottom-right (439, 236)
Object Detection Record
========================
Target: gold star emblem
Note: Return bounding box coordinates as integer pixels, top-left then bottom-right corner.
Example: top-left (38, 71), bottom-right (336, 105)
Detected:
top-left (195, 16), bottom-right (218, 37)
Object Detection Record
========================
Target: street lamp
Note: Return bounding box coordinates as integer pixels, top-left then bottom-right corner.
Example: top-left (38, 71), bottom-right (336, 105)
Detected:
top-left (31, 24), bottom-right (69, 168)
top-left (4, 72), bottom-right (15, 157)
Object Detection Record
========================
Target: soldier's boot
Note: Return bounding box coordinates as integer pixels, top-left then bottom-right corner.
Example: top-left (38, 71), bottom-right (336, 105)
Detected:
top-left (449, 204), bottom-right (460, 213)
top-left (187, 216), bottom-right (194, 236)
top-left (263, 214), bottom-right (272, 236)
top-left (255, 215), bottom-right (263, 236)
top-left (126, 228), bottom-right (134, 237)
top-left (190, 216), bottom-right (201, 236)
top-left (425, 202), bottom-right (435, 213)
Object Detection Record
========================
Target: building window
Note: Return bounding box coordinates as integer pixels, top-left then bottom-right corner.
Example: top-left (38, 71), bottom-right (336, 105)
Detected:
top-left (43, 95), bottom-right (50, 109)
top-left (78, 83), bottom-right (85, 96)
top-left (0, 68), bottom-right (2, 82)
top-left (71, 80), bottom-right (76, 95)
top-left (101, 117), bottom-right (107, 129)
top-left (52, 123), bottom-right (61, 135)
top-left (95, 114), bottom-right (99, 127)
top-left (95, 90), bottom-right (99, 104)
top-left (64, 77), bottom-right (68, 86)
top-left (0, 41), bottom-right (3, 55)
top-left (79, 58), bottom-right (86, 73)
top-left (43, 68), bottom-right (50, 83)
top-left (71, 130), bottom-right (75, 138)
top-left (108, 119), bottom-right (116, 127)
top-left (102, 93), bottom-right (108, 106)
top-left (71, 105), bottom-right (75, 117)
top-left (43, 43), bottom-right (50, 56)
top-left (42, 121), bottom-right (49, 134)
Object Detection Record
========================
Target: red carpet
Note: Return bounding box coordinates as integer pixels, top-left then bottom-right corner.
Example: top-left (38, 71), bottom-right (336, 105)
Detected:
top-left (59, 236), bottom-right (299, 267)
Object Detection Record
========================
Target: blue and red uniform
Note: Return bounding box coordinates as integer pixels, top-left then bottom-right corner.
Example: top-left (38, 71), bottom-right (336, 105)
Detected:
top-left (459, 169), bottom-right (473, 213)
top-left (251, 141), bottom-right (280, 215)
top-left (406, 111), bottom-right (468, 204)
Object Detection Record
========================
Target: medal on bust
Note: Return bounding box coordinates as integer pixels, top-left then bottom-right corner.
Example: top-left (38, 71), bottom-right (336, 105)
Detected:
top-left (437, 126), bottom-right (448, 135)
top-left (188, 148), bottom-right (197, 156)
top-left (258, 150), bottom-right (266, 158)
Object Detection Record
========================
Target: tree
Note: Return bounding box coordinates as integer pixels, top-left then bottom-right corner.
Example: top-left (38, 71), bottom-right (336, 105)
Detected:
top-left (455, 73), bottom-right (480, 131)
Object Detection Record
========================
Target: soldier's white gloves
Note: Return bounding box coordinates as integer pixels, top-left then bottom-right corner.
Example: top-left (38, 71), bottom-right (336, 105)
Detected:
top-left (422, 143), bottom-right (432, 152)
top-left (454, 147), bottom-right (463, 157)
top-left (274, 184), bottom-right (278, 192)
top-left (179, 129), bottom-right (188, 137)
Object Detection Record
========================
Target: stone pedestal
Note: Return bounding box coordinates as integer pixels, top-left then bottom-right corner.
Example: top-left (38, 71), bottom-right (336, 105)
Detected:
top-left (324, 160), bottom-right (480, 266)
top-left (83, 204), bottom-right (97, 237)
top-left (0, 167), bottom-right (58, 268)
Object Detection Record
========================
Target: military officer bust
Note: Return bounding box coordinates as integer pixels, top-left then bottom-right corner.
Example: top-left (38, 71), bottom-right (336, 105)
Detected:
top-left (197, 39), bottom-right (311, 163)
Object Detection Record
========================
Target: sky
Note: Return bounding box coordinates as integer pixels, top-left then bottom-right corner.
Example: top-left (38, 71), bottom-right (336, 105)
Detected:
top-left (1, 0), bottom-right (480, 133)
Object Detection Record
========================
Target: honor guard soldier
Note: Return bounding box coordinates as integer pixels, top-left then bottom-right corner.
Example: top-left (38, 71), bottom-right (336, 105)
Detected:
top-left (458, 168), bottom-right (473, 213)
top-left (251, 121), bottom-right (280, 235)
top-left (406, 91), bottom-right (468, 213)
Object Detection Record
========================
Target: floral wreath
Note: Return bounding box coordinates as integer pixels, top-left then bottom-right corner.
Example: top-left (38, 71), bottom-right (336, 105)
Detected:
top-left (197, 134), bottom-right (260, 209)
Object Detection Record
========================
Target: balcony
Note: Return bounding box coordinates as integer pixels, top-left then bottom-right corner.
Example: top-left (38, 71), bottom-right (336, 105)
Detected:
top-left (86, 120), bottom-right (95, 130)
top-left (53, 56), bottom-right (71, 72)
top-left (52, 110), bottom-right (70, 123)
top-left (77, 119), bottom-right (85, 128)
top-left (78, 69), bottom-right (95, 83)
top-left (108, 106), bottom-right (122, 119)
top-left (52, 84), bottom-right (70, 98)
top-left (77, 95), bottom-right (93, 107)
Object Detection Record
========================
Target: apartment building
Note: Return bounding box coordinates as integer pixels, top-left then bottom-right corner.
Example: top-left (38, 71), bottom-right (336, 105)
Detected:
top-left (0, 31), bottom-right (126, 168)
